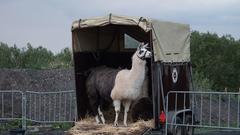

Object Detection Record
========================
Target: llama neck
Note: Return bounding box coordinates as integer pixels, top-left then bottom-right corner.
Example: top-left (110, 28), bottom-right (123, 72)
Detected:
top-left (129, 52), bottom-right (146, 77)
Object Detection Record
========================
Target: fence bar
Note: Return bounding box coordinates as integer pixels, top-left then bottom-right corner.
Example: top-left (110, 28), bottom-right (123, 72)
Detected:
top-left (54, 94), bottom-right (57, 122)
top-left (26, 90), bottom-right (74, 94)
top-left (29, 93), bottom-right (31, 119)
top-left (49, 94), bottom-right (51, 121)
top-left (59, 93), bottom-right (61, 121)
top-left (43, 94), bottom-right (45, 121)
top-left (35, 94), bottom-right (37, 121)
top-left (183, 93), bottom-right (186, 124)
top-left (209, 93), bottom-right (212, 126)
top-left (39, 93), bottom-right (41, 121)
top-left (218, 94), bottom-right (221, 127)
top-left (200, 93), bottom-right (203, 125)
top-left (74, 95), bottom-right (77, 121)
top-left (22, 93), bottom-right (26, 130)
top-left (11, 91), bottom-right (14, 118)
top-left (27, 119), bottom-right (75, 123)
top-left (238, 94), bottom-right (240, 128)
top-left (165, 92), bottom-right (169, 135)
top-left (192, 93), bottom-right (194, 125)
top-left (168, 91), bottom-right (240, 95)
top-left (64, 93), bottom-right (67, 121)
top-left (69, 93), bottom-right (72, 120)
top-left (175, 93), bottom-right (177, 114)
top-left (228, 95), bottom-right (230, 127)
top-left (2, 93), bottom-right (4, 118)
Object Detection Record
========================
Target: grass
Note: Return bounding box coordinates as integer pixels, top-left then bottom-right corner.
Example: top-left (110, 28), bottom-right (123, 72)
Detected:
top-left (195, 128), bottom-right (220, 134)
top-left (0, 119), bottom-right (74, 134)
top-left (0, 119), bottom-right (22, 133)
top-left (52, 122), bottom-right (74, 130)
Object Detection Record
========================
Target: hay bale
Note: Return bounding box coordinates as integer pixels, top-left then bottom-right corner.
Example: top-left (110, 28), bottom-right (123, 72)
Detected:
top-left (66, 117), bottom-right (154, 135)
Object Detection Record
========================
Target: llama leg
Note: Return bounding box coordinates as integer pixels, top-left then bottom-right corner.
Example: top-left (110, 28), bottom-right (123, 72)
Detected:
top-left (95, 116), bottom-right (100, 124)
top-left (113, 100), bottom-right (121, 126)
top-left (92, 105), bottom-right (100, 124)
top-left (123, 100), bottom-right (131, 127)
top-left (98, 106), bottom-right (105, 124)
top-left (93, 105), bottom-right (101, 124)
top-left (88, 94), bottom-right (100, 124)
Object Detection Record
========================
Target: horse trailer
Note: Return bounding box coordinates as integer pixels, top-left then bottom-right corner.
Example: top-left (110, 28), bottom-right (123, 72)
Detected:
top-left (71, 14), bottom-right (193, 135)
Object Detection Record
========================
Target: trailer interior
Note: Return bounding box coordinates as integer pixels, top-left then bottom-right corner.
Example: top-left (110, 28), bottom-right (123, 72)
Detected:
top-left (72, 24), bottom-right (153, 121)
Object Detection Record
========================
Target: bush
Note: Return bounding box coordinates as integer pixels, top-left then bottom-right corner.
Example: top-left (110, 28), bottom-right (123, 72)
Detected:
top-left (0, 42), bottom-right (73, 69)
top-left (191, 31), bottom-right (240, 91)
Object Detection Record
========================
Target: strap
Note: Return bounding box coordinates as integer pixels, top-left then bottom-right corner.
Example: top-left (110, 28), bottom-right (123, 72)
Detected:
top-left (78, 19), bottom-right (81, 29)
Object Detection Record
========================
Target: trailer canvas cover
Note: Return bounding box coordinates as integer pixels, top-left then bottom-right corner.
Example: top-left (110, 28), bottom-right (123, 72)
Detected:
top-left (72, 14), bottom-right (190, 62)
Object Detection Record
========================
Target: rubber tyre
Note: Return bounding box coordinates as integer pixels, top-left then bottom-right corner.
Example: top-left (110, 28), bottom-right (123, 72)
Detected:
top-left (172, 117), bottom-right (184, 135)
top-left (183, 115), bottom-right (194, 135)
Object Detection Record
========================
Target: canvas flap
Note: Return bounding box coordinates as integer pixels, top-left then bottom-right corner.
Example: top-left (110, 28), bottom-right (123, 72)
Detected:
top-left (151, 20), bottom-right (190, 62)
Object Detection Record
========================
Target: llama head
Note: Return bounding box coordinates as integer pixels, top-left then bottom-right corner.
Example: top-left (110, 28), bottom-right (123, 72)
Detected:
top-left (136, 43), bottom-right (152, 60)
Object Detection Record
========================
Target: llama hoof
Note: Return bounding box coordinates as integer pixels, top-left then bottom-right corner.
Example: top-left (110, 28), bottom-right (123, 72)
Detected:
top-left (101, 119), bottom-right (106, 125)
top-left (124, 123), bottom-right (128, 127)
top-left (114, 122), bottom-right (118, 127)
top-left (95, 116), bottom-right (100, 124)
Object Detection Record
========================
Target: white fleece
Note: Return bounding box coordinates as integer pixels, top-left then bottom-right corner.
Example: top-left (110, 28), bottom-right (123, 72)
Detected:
top-left (111, 52), bottom-right (147, 101)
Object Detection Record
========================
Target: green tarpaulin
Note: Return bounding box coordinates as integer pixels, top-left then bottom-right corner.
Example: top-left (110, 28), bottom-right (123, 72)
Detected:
top-left (72, 14), bottom-right (190, 62)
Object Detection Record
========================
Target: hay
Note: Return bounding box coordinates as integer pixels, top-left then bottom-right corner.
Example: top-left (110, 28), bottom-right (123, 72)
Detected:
top-left (66, 117), bottom-right (154, 135)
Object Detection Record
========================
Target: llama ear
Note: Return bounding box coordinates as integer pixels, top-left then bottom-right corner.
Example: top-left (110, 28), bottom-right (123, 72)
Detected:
top-left (143, 43), bottom-right (149, 48)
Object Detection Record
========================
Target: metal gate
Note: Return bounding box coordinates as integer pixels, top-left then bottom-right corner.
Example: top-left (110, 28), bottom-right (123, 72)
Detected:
top-left (26, 90), bottom-right (77, 123)
top-left (165, 91), bottom-right (240, 135)
top-left (0, 90), bottom-right (77, 130)
top-left (0, 90), bottom-right (26, 129)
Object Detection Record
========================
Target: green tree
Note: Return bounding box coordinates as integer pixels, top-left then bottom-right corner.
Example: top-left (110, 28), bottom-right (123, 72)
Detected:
top-left (51, 48), bottom-right (73, 68)
top-left (0, 42), bottom-right (12, 68)
top-left (21, 43), bottom-right (54, 69)
top-left (191, 31), bottom-right (240, 91)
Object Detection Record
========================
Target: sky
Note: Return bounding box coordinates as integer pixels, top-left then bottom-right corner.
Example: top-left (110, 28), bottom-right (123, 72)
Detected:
top-left (0, 0), bottom-right (240, 53)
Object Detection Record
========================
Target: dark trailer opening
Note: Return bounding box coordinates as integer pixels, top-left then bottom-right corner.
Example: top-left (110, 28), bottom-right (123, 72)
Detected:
top-left (71, 14), bottom-right (192, 130)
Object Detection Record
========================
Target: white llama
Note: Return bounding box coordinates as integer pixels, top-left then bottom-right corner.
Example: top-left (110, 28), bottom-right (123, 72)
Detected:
top-left (110, 43), bottom-right (151, 126)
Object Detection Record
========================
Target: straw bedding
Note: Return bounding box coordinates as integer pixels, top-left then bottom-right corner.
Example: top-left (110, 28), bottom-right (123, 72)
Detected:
top-left (66, 117), bottom-right (153, 135)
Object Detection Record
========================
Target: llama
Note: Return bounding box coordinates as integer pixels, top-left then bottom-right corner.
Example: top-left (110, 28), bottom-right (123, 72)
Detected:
top-left (110, 43), bottom-right (152, 126)
top-left (86, 66), bottom-right (121, 124)
top-left (86, 65), bottom-right (149, 125)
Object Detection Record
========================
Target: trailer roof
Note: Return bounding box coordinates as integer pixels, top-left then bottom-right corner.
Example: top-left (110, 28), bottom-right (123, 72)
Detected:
top-left (72, 14), bottom-right (151, 32)
top-left (72, 14), bottom-right (190, 62)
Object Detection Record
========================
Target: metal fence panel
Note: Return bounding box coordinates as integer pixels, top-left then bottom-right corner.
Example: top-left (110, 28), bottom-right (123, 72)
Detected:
top-left (165, 91), bottom-right (240, 135)
top-left (1, 90), bottom-right (77, 131)
top-left (0, 90), bottom-right (23, 120)
top-left (0, 90), bottom-right (25, 129)
top-left (25, 90), bottom-right (77, 123)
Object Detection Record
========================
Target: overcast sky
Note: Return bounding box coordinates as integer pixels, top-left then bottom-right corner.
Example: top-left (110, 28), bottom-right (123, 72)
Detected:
top-left (0, 0), bottom-right (239, 53)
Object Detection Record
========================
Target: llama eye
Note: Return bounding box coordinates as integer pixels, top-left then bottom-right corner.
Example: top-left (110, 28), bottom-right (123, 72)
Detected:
top-left (139, 50), bottom-right (143, 54)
